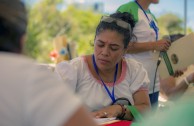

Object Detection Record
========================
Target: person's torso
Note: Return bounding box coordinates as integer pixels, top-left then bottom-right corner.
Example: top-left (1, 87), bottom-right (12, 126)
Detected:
top-left (67, 56), bottom-right (149, 111)
top-left (0, 52), bottom-right (82, 126)
top-left (0, 53), bottom-right (34, 126)
top-left (117, 2), bottom-right (160, 92)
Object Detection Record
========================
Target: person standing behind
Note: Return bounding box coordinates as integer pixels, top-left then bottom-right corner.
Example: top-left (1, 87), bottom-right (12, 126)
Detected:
top-left (117, 0), bottom-right (171, 106)
top-left (0, 0), bottom-right (98, 126)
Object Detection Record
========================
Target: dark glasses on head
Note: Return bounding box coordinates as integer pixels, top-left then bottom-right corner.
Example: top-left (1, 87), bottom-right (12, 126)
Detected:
top-left (100, 16), bottom-right (131, 31)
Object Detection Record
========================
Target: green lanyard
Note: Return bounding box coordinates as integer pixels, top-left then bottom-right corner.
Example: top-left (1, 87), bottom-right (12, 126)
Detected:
top-left (127, 106), bottom-right (142, 126)
top-left (161, 52), bottom-right (174, 75)
top-left (127, 106), bottom-right (143, 122)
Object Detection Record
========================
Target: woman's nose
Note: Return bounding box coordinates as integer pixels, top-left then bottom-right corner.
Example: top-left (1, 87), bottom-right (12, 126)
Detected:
top-left (101, 47), bottom-right (110, 56)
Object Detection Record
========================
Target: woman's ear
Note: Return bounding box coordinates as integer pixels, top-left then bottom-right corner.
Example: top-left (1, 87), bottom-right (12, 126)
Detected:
top-left (123, 48), bottom-right (127, 56)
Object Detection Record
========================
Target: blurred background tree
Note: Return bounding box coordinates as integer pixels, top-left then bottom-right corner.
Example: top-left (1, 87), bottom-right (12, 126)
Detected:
top-left (158, 13), bottom-right (184, 36)
top-left (25, 0), bottom-right (64, 63)
top-left (157, 13), bottom-right (193, 39)
top-left (25, 0), bottom-right (101, 63)
top-left (24, 0), bottom-right (193, 63)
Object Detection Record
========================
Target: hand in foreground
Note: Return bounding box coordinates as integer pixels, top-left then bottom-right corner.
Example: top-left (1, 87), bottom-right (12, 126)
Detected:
top-left (173, 70), bottom-right (184, 77)
top-left (187, 72), bottom-right (194, 84)
top-left (92, 105), bottom-right (122, 118)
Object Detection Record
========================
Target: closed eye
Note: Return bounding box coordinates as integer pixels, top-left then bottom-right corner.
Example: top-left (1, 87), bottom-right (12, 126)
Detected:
top-left (96, 40), bottom-right (121, 51)
top-left (96, 40), bottom-right (105, 47)
top-left (110, 47), bottom-right (119, 51)
top-left (97, 43), bottom-right (104, 47)
top-left (110, 45), bottom-right (120, 51)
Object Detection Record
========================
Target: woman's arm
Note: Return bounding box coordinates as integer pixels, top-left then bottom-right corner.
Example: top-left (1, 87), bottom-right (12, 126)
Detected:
top-left (92, 90), bottom-right (150, 120)
top-left (123, 90), bottom-right (151, 120)
top-left (160, 72), bottom-right (194, 100)
top-left (127, 39), bottom-right (170, 53)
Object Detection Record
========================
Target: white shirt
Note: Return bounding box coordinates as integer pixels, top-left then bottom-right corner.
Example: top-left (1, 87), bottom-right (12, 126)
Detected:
top-left (127, 9), bottom-right (160, 94)
top-left (118, 2), bottom-right (160, 94)
top-left (0, 52), bottom-right (81, 126)
top-left (55, 56), bottom-right (149, 111)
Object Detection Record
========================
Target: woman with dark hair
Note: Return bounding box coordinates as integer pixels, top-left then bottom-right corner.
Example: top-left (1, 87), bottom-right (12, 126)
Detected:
top-left (56, 12), bottom-right (151, 120)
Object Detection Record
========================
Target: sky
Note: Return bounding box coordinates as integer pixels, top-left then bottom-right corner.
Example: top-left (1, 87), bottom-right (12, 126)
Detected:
top-left (24, 0), bottom-right (194, 31)
top-left (79, 0), bottom-right (194, 31)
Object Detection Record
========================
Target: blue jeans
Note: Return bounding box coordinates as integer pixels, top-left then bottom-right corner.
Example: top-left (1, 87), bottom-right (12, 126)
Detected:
top-left (149, 91), bottom-right (159, 107)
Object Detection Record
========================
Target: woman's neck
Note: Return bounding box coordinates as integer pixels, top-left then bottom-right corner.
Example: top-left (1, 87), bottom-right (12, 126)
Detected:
top-left (98, 61), bottom-right (122, 83)
top-left (98, 67), bottom-right (116, 78)
top-left (86, 55), bottom-right (122, 83)
top-left (136, 0), bottom-right (151, 10)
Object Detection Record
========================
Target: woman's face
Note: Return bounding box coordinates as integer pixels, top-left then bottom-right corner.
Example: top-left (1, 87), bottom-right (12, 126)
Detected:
top-left (94, 29), bottom-right (126, 71)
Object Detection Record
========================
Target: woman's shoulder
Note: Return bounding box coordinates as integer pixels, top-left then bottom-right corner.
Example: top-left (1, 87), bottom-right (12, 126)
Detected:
top-left (118, 1), bottom-right (138, 11)
top-left (117, 2), bottom-right (139, 23)
top-left (122, 57), bottom-right (149, 93)
top-left (124, 57), bottom-right (143, 68)
top-left (55, 57), bottom-right (84, 71)
top-left (124, 57), bottom-right (147, 76)
top-left (58, 56), bottom-right (83, 65)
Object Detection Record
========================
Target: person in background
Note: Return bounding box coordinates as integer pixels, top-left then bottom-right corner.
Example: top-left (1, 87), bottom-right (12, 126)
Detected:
top-left (160, 64), bottom-right (194, 100)
top-left (55, 12), bottom-right (151, 121)
top-left (117, 0), bottom-right (171, 106)
top-left (0, 0), bottom-right (98, 126)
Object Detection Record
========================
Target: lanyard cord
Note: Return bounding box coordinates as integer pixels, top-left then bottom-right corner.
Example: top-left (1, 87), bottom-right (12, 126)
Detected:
top-left (92, 54), bottom-right (118, 103)
top-left (135, 0), bottom-right (150, 21)
top-left (135, 0), bottom-right (159, 40)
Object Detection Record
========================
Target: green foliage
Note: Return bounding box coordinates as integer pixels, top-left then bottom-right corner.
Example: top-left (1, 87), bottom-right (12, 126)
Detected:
top-left (25, 1), bottom-right (101, 63)
top-left (25, 0), bottom-right (64, 63)
top-left (157, 13), bottom-right (193, 38)
top-left (61, 6), bottom-right (101, 56)
top-left (25, 1), bottom-right (193, 63)
top-left (158, 13), bottom-right (183, 37)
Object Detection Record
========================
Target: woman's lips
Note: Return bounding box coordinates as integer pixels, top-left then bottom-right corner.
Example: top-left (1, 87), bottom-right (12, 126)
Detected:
top-left (98, 59), bottom-right (110, 64)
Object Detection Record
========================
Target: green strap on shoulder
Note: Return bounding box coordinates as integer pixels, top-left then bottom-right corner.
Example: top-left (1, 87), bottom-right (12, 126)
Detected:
top-left (127, 106), bottom-right (143, 122)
